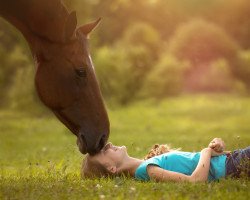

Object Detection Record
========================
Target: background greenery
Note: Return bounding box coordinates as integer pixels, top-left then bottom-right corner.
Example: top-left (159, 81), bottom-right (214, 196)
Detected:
top-left (0, 0), bottom-right (250, 107)
top-left (0, 0), bottom-right (250, 199)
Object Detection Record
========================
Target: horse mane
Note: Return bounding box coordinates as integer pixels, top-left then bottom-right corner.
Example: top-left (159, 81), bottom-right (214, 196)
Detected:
top-left (0, 0), bottom-right (73, 44)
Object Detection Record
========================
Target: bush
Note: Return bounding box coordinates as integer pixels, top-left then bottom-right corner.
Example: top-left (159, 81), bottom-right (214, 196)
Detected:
top-left (235, 50), bottom-right (250, 91)
top-left (168, 19), bottom-right (239, 65)
top-left (94, 46), bottom-right (133, 104)
top-left (94, 23), bottom-right (161, 104)
top-left (199, 59), bottom-right (236, 92)
top-left (7, 64), bottom-right (35, 108)
top-left (0, 19), bottom-right (34, 108)
top-left (0, 46), bottom-right (31, 106)
top-left (140, 55), bottom-right (189, 98)
top-left (121, 22), bottom-right (161, 59)
top-left (6, 62), bottom-right (45, 114)
top-left (1, 46), bottom-right (46, 113)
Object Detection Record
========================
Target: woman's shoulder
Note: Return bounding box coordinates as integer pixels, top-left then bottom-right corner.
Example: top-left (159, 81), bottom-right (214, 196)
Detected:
top-left (134, 156), bottom-right (163, 181)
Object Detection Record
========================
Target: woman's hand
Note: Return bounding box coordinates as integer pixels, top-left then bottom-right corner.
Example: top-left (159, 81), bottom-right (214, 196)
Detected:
top-left (208, 138), bottom-right (225, 153)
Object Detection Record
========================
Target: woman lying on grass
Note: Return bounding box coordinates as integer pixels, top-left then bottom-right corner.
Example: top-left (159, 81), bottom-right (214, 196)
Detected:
top-left (82, 138), bottom-right (250, 182)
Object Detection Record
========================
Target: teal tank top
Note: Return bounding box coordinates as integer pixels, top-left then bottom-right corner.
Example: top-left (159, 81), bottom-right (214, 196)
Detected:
top-left (135, 151), bottom-right (227, 182)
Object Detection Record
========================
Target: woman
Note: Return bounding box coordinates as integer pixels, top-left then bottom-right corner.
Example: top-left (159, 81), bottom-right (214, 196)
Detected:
top-left (82, 138), bottom-right (250, 182)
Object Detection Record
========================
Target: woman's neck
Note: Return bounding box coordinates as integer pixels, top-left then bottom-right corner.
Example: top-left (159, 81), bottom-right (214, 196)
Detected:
top-left (119, 156), bottom-right (143, 177)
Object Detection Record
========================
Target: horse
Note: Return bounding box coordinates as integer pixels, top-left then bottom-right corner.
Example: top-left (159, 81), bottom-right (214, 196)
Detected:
top-left (0, 0), bottom-right (109, 155)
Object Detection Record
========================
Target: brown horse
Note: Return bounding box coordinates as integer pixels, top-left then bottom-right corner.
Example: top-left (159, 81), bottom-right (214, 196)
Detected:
top-left (0, 0), bottom-right (109, 155)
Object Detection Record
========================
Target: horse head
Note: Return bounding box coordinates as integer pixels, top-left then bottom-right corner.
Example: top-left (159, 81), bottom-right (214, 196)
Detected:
top-left (34, 15), bottom-right (109, 155)
top-left (0, 1), bottom-right (109, 155)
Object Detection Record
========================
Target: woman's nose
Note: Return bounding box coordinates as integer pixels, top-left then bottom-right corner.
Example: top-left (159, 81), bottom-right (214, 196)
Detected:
top-left (103, 142), bottom-right (112, 150)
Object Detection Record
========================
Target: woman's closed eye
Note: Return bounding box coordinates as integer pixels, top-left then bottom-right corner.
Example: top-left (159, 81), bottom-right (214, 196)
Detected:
top-left (102, 143), bottom-right (120, 154)
top-left (106, 146), bottom-right (118, 153)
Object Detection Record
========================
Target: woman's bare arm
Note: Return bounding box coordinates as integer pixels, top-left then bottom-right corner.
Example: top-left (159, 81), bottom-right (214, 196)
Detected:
top-left (147, 148), bottom-right (212, 183)
top-left (190, 147), bottom-right (212, 182)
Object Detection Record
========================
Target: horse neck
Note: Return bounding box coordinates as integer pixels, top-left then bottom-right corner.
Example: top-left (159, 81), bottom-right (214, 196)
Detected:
top-left (0, 0), bottom-right (69, 46)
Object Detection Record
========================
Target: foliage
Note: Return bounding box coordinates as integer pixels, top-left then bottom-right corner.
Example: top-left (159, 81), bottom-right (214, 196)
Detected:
top-left (0, 46), bottom-right (31, 105)
top-left (0, 44), bottom-right (44, 113)
top-left (91, 0), bottom-right (250, 49)
top-left (1, 95), bottom-right (250, 199)
top-left (63, 0), bottom-right (93, 21)
top-left (182, 59), bottom-right (243, 93)
top-left (121, 22), bottom-right (161, 59)
top-left (168, 19), bottom-right (239, 65)
top-left (166, 19), bottom-right (244, 94)
top-left (94, 46), bottom-right (132, 104)
top-left (234, 51), bottom-right (250, 91)
top-left (6, 60), bottom-right (44, 113)
top-left (94, 45), bottom-right (152, 105)
top-left (1, 0), bottom-right (250, 108)
top-left (140, 55), bottom-right (188, 98)
top-left (200, 59), bottom-right (237, 92)
top-left (0, 19), bottom-right (31, 106)
top-left (95, 22), bottom-right (160, 104)
top-left (212, 0), bottom-right (250, 49)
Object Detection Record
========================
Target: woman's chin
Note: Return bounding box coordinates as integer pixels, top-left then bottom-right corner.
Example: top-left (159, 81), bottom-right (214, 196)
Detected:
top-left (121, 146), bottom-right (127, 151)
top-left (121, 146), bottom-right (129, 155)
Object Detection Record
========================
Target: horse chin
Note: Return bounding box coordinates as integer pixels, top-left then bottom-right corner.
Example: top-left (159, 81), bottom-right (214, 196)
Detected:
top-left (88, 143), bottom-right (104, 156)
top-left (79, 145), bottom-right (87, 154)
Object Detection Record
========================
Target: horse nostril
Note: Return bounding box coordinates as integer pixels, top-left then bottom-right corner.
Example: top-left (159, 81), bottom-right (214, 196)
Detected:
top-left (79, 131), bottom-right (108, 155)
top-left (99, 134), bottom-right (106, 149)
top-left (80, 133), bottom-right (84, 140)
top-left (80, 133), bottom-right (87, 146)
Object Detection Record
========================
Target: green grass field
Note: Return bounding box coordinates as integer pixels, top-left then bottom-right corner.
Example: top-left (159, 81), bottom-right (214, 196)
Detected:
top-left (0, 95), bottom-right (250, 199)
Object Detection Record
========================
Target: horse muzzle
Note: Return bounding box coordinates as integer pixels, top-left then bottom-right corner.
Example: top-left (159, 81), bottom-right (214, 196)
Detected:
top-left (77, 130), bottom-right (108, 155)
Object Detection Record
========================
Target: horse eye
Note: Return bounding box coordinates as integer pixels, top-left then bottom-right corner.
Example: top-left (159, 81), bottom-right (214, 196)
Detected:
top-left (75, 67), bottom-right (87, 77)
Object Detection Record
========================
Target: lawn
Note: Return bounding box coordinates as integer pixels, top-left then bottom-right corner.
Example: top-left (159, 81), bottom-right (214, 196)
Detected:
top-left (0, 95), bottom-right (250, 199)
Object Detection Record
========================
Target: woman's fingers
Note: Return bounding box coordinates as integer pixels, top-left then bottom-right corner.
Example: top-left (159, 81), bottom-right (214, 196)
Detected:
top-left (208, 142), bottom-right (215, 148)
top-left (211, 149), bottom-right (225, 156)
top-left (208, 138), bottom-right (225, 152)
top-left (214, 145), bottom-right (223, 152)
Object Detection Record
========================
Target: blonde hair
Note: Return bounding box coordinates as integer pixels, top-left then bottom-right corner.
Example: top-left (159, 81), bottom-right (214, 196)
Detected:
top-left (144, 144), bottom-right (180, 160)
top-left (81, 154), bottom-right (113, 178)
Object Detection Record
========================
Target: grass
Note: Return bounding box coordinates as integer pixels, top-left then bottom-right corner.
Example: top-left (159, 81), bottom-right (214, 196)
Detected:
top-left (0, 95), bottom-right (250, 199)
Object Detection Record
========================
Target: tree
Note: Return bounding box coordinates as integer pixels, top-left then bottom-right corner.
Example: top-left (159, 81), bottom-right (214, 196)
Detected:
top-left (0, 19), bottom-right (33, 107)
top-left (168, 19), bottom-right (239, 65)
top-left (140, 55), bottom-right (188, 98)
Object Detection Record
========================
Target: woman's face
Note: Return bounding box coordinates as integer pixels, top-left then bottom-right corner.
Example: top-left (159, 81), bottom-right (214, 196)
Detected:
top-left (90, 142), bottom-right (128, 167)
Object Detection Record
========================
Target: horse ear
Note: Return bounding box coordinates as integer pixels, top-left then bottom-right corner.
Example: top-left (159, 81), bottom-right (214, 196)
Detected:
top-left (64, 11), bottom-right (77, 41)
top-left (78, 18), bottom-right (101, 37)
